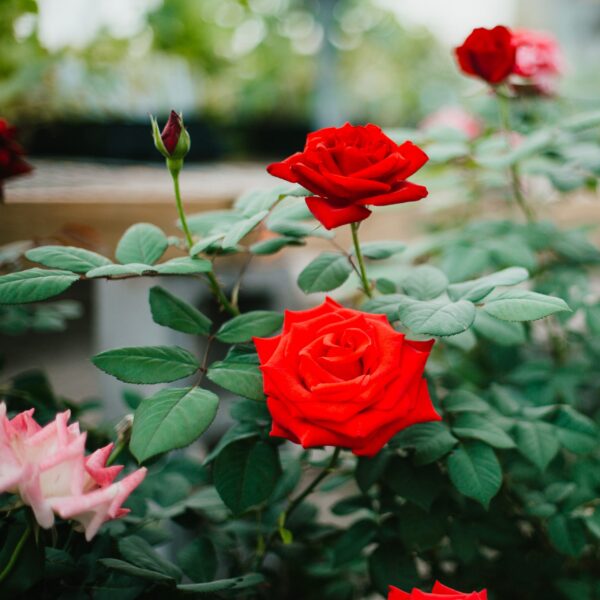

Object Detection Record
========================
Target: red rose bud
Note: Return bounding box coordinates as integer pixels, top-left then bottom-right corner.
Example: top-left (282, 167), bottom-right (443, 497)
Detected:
top-left (388, 581), bottom-right (487, 600)
top-left (455, 26), bottom-right (516, 84)
top-left (150, 110), bottom-right (191, 163)
top-left (254, 297), bottom-right (440, 457)
top-left (0, 118), bottom-right (33, 199)
top-left (267, 123), bottom-right (428, 230)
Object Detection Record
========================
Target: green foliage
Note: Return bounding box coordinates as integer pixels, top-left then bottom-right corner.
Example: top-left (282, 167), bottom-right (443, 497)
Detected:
top-left (297, 252), bottom-right (353, 293)
top-left (216, 311), bottom-right (283, 343)
top-left (130, 387), bottom-right (219, 462)
top-left (149, 286), bottom-right (212, 335)
top-left (92, 346), bottom-right (200, 384)
top-left (0, 269), bottom-right (79, 304)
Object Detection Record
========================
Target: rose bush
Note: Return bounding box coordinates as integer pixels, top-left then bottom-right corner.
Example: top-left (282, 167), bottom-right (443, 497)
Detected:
top-left (255, 297), bottom-right (439, 456)
top-left (1, 21), bottom-right (600, 600)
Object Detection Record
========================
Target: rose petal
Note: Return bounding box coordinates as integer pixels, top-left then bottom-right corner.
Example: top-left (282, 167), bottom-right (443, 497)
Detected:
top-left (305, 196), bottom-right (371, 229)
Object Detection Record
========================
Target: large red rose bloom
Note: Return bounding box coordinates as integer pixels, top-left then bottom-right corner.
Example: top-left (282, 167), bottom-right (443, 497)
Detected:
top-left (455, 26), bottom-right (516, 84)
top-left (254, 297), bottom-right (440, 457)
top-left (267, 123), bottom-right (429, 230)
top-left (389, 581), bottom-right (487, 600)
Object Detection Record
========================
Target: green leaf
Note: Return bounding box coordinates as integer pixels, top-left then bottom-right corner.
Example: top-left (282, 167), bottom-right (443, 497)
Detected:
top-left (472, 311), bottom-right (527, 346)
top-left (332, 519), bottom-right (377, 566)
top-left (234, 186), bottom-right (289, 216)
top-left (369, 544), bottom-right (418, 596)
top-left (86, 263), bottom-right (154, 278)
top-left (401, 265), bottom-right (448, 300)
top-left (297, 252), bottom-right (352, 293)
top-left (92, 346), bottom-right (200, 384)
top-left (216, 311), bottom-right (283, 343)
top-left (357, 241), bottom-right (406, 260)
top-left (513, 421), bottom-right (560, 471)
top-left (26, 246), bottom-right (111, 273)
top-left (547, 515), bottom-right (587, 557)
top-left (207, 360), bottom-right (265, 401)
top-left (190, 233), bottom-right (225, 256)
top-left (177, 573), bottom-right (265, 593)
top-left (99, 558), bottom-right (175, 583)
top-left (118, 536), bottom-right (182, 582)
top-left (177, 537), bottom-right (217, 583)
top-left (375, 278), bottom-right (396, 294)
top-left (153, 257), bottom-right (212, 275)
top-left (203, 422), bottom-right (261, 464)
top-left (362, 294), bottom-right (404, 322)
top-left (115, 223), bottom-right (168, 265)
top-left (249, 236), bottom-right (304, 255)
top-left (443, 390), bottom-right (489, 414)
top-left (0, 269), bottom-right (79, 305)
top-left (447, 267), bottom-right (529, 302)
top-left (213, 439), bottom-right (281, 514)
top-left (268, 219), bottom-right (333, 239)
top-left (397, 297), bottom-right (476, 336)
top-left (149, 286), bottom-right (212, 335)
top-left (553, 406), bottom-right (598, 454)
top-left (385, 458), bottom-right (443, 511)
top-left (393, 422), bottom-right (458, 465)
top-left (130, 387), bottom-right (219, 462)
top-left (355, 452), bottom-right (390, 493)
top-left (452, 414), bottom-right (515, 449)
top-left (447, 441), bottom-right (502, 508)
top-left (483, 290), bottom-right (571, 321)
top-left (561, 109), bottom-right (600, 132)
top-left (221, 210), bottom-right (269, 249)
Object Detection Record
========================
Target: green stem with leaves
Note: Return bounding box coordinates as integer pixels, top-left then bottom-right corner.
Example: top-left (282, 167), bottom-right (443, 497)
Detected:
top-left (0, 525), bottom-right (30, 584)
top-left (350, 222), bottom-right (373, 298)
top-left (496, 91), bottom-right (536, 223)
top-left (255, 447), bottom-right (342, 569)
top-left (169, 167), bottom-right (240, 316)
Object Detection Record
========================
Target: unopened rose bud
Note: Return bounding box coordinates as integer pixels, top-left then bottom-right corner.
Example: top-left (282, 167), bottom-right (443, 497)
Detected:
top-left (150, 110), bottom-right (191, 174)
top-left (116, 413), bottom-right (134, 445)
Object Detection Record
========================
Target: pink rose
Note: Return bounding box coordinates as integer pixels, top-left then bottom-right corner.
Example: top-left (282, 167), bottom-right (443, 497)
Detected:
top-left (0, 403), bottom-right (146, 540)
top-left (512, 29), bottom-right (563, 94)
top-left (421, 107), bottom-right (483, 140)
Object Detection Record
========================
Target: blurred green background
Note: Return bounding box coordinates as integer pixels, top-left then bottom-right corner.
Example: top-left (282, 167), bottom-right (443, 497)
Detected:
top-left (1, 0), bottom-right (599, 159)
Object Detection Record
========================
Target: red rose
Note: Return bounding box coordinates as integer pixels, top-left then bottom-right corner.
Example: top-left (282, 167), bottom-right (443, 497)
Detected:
top-left (389, 581), bottom-right (487, 600)
top-left (253, 297), bottom-right (439, 457)
top-left (150, 110), bottom-right (190, 161)
top-left (266, 123), bottom-right (429, 230)
top-left (455, 26), bottom-right (516, 84)
top-left (0, 118), bottom-right (33, 196)
top-left (512, 29), bottom-right (563, 95)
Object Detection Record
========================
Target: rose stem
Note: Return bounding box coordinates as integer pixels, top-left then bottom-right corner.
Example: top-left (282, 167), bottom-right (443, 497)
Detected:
top-left (350, 222), bottom-right (373, 298)
top-left (0, 525), bottom-right (30, 584)
top-left (284, 446), bottom-right (342, 524)
top-left (497, 90), bottom-right (566, 362)
top-left (495, 90), bottom-right (535, 223)
top-left (170, 168), bottom-right (240, 316)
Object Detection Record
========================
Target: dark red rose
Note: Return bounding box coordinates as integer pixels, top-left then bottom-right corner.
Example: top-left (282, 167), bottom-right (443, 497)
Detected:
top-left (455, 26), bottom-right (516, 84)
top-left (253, 297), bottom-right (439, 457)
top-left (389, 581), bottom-right (487, 600)
top-left (161, 110), bottom-right (183, 155)
top-left (267, 123), bottom-right (429, 229)
top-left (150, 110), bottom-right (190, 161)
top-left (0, 119), bottom-right (33, 195)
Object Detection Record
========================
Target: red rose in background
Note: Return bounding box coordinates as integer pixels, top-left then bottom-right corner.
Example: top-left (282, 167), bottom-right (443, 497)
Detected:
top-left (512, 29), bottom-right (563, 94)
top-left (0, 118), bottom-right (33, 198)
top-left (254, 297), bottom-right (439, 457)
top-left (389, 581), bottom-right (487, 599)
top-left (267, 123), bottom-right (429, 229)
top-left (455, 26), bottom-right (516, 84)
